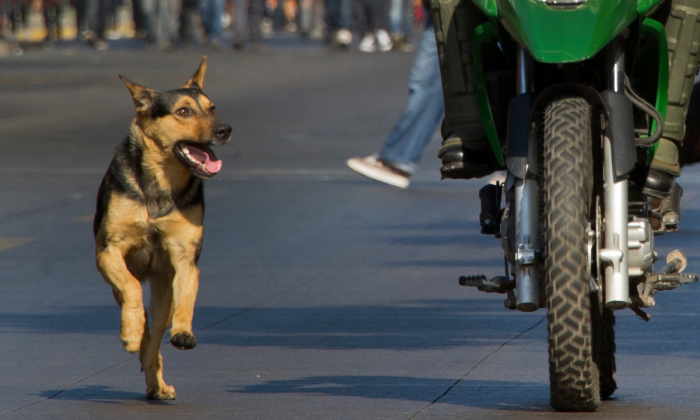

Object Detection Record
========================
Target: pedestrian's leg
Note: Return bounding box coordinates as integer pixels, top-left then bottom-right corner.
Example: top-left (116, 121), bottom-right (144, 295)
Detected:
top-left (179, 0), bottom-right (197, 46)
top-left (378, 25), bottom-right (444, 172)
top-left (249, 0), bottom-right (264, 46)
top-left (232, 0), bottom-right (247, 48)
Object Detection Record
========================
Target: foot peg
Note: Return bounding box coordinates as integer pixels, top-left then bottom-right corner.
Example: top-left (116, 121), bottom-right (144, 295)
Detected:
top-left (630, 250), bottom-right (698, 309)
top-left (459, 275), bottom-right (514, 293)
top-left (459, 275), bottom-right (517, 310)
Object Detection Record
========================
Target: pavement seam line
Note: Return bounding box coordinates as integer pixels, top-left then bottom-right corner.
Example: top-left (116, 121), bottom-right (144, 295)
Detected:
top-left (407, 316), bottom-right (546, 420)
top-left (1, 275), bottom-right (324, 416)
top-left (0, 355), bottom-right (137, 418)
top-left (197, 275), bottom-right (323, 332)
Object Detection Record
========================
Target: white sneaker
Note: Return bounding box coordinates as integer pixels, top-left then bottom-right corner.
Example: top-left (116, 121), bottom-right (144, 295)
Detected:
top-left (376, 29), bottom-right (393, 52)
top-left (347, 156), bottom-right (410, 188)
top-left (335, 28), bottom-right (352, 46)
top-left (358, 33), bottom-right (376, 53)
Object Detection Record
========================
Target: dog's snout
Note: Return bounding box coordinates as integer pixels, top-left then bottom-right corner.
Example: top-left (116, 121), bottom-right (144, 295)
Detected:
top-left (215, 124), bottom-right (232, 142)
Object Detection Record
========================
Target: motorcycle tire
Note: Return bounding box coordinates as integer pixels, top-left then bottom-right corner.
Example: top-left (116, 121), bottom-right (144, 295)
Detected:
top-left (543, 97), bottom-right (600, 411)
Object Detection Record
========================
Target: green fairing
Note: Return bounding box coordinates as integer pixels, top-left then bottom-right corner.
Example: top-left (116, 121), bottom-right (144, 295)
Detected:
top-left (637, 0), bottom-right (664, 16)
top-left (640, 18), bottom-right (668, 164)
top-left (497, 0), bottom-right (639, 63)
top-left (472, 0), bottom-right (499, 19)
top-left (473, 0), bottom-right (663, 52)
top-left (473, 23), bottom-right (506, 167)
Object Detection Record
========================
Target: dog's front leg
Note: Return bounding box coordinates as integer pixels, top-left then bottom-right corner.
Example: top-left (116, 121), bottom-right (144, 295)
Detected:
top-left (97, 246), bottom-right (146, 354)
top-left (159, 217), bottom-right (202, 351)
top-left (169, 257), bottom-right (199, 350)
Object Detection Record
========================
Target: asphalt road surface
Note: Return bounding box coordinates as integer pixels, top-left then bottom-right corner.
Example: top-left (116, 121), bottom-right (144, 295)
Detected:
top-left (3, 37), bottom-right (700, 420)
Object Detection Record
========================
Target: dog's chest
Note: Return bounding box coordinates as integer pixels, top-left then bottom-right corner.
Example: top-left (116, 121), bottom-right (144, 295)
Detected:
top-left (123, 222), bottom-right (173, 279)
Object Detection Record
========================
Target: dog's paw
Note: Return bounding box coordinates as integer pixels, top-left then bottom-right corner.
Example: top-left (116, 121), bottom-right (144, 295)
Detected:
top-left (147, 385), bottom-right (177, 401)
top-left (170, 332), bottom-right (197, 350)
top-left (120, 337), bottom-right (142, 354)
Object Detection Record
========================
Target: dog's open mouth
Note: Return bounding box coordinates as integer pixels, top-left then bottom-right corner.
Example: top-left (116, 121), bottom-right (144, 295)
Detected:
top-left (175, 142), bottom-right (222, 178)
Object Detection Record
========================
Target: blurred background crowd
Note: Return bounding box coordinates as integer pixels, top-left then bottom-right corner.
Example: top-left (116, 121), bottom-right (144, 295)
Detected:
top-left (0, 0), bottom-right (425, 53)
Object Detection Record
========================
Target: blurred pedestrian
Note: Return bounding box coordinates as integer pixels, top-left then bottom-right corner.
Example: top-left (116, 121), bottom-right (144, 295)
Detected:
top-left (132, 0), bottom-right (155, 43)
top-left (355, 0), bottom-right (392, 53)
top-left (92, 0), bottom-right (119, 49)
top-left (43, 0), bottom-right (66, 41)
top-left (155, 0), bottom-right (180, 49)
top-left (389, 0), bottom-right (414, 51)
top-left (346, 3), bottom-right (442, 188)
top-left (200, 0), bottom-right (224, 48)
top-left (179, 0), bottom-right (198, 46)
top-left (324, 0), bottom-right (351, 48)
top-left (73, 0), bottom-right (96, 40)
top-left (232, 0), bottom-right (264, 51)
top-left (298, 0), bottom-right (323, 39)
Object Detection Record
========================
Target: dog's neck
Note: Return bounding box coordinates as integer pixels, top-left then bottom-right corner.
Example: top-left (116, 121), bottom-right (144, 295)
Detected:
top-left (129, 121), bottom-right (193, 193)
top-left (124, 121), bottom-right (202, 219)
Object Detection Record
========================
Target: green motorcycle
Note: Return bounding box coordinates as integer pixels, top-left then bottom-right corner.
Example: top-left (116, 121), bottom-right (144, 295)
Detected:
top-left (431, 0), bottom-right (700, 411)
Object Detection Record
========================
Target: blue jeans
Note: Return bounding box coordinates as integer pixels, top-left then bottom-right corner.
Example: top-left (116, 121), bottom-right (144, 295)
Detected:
top-left (378, 26), bottom-right (444, 173)
top-left (200, 0), bottom-right (225, 39)
top-left (324, 0), bottom-right (352, 30)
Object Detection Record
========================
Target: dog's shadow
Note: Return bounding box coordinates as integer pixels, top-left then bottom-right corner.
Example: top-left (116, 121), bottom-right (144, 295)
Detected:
top-left (38, 386), bottom-right (167, 405)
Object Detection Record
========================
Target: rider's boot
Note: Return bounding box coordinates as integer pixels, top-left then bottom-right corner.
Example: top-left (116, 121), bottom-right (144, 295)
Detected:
top-left (431, 0), bottom-right (498, 179)
top-left (644, 0), bottom-right (700, 230)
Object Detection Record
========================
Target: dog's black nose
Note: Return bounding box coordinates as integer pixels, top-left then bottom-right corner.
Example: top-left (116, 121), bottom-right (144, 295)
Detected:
top-left (215, 124), bottom-right (232, 141)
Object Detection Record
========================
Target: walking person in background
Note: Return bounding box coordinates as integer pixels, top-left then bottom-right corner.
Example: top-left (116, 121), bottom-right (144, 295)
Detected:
top-left (154, 0), bottom-right (180, 49)
top-left (232, 0), bottom-right (265, 51)
top-left (388, 0), bottom-right (415, 51)
top-left (199, 0), bottom-right (225, 48)
top-left (347, 0), bottom-right (442, 188)
top-left (355, 0), bottom-right (392, 53)
top-left (179, 0), bottom-right (199, 47)
top-left (324, 0), bottom-right (352, 48)
top-left (132, 0), bottom-right (154, 43)
top-left (298, 0), bottom-right (323, 39)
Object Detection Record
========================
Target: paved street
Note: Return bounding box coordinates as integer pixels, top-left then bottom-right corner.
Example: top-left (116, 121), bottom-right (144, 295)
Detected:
top-left (2, 38), bottom-right (700, 419)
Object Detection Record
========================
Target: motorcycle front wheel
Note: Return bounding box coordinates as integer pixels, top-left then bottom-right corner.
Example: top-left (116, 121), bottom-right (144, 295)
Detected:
top-left (543, 97), bottom-right (601, 411)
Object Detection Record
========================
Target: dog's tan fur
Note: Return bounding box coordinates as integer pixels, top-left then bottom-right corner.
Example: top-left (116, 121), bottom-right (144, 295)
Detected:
top-left (94, 58), bottom-right (230, 400)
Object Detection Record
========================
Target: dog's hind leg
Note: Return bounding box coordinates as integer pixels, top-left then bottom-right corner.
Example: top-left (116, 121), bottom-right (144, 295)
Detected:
top-left (97, 248), bottom-right (146, 354)
top-left (144, 271), bottom-right (177, 400)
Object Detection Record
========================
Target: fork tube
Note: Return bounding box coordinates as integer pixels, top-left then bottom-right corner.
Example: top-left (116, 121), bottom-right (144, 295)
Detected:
top-left (517, 45), bottom-right (532, 95)
top-left (514, 46), bottom-right (539, 312)
top-left (603, 37), bottom-right (630, 309)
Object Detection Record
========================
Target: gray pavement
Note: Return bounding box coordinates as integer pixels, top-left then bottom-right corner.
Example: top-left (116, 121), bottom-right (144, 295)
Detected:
top-left (2, 39), bottom-right (700, 419)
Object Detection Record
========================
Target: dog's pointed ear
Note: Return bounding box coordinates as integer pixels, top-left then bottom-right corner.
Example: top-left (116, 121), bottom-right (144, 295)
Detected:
top-left (182, 56), bottom-right (207, 90)
top-left (120, 75), bottom-right (154, 113)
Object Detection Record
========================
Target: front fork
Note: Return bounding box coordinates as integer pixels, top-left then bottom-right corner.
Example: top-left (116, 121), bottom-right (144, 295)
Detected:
top-left (512, 40), bottom-right (632, 311)
top-left (513, 46), bottom-right (540, 311)
top-left (601, 38), bottom-right (630, 309)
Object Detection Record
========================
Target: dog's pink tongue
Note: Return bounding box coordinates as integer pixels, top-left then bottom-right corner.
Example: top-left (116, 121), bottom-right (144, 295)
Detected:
top-left (186, 145), bottom-right (222, 174)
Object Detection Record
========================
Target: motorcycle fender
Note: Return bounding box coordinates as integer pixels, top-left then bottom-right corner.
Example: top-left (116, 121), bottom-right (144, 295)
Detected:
top-left (601, 90), bottom-right (637, 177)
top-left (506, 93), bottom-right (534, 179)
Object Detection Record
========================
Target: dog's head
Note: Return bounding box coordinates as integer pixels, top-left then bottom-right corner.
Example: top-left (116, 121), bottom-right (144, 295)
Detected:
top-left (120, 57), bottom-right (232, 179)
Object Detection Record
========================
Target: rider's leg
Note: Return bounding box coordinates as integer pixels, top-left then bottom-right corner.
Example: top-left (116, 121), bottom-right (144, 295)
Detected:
top-left (642, 0), bottom-right (700, 229)
top-left (651, 0), bottom-right (700, 181)
top-left (430, 0), bottom-right (495, 179)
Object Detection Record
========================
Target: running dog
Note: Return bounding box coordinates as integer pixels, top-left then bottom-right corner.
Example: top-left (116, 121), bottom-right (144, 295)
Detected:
top-left (93, 57), bottom-right (231, 400)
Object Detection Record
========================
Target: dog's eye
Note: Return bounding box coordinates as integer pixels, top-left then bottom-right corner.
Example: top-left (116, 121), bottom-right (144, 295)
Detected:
top-left (210, 106), bottom-right (216, 115)
top-left (176, 108), bottom-right (193, 117)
